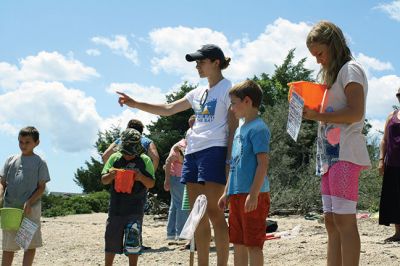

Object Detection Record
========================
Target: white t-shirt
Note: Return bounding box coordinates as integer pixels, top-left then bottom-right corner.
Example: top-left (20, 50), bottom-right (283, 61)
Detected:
top-left (316, 60), bottom-right (371, 175)
top-left (184, 78), bottom-right (232, 154)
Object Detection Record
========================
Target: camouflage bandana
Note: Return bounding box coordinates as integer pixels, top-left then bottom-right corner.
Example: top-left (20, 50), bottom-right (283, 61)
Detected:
top-left (119, 128), bottom-right (145, 156)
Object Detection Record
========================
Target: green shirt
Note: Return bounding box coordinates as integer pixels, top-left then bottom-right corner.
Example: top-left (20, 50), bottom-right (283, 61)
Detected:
top-left (102, 152), bottom-right (154, 216)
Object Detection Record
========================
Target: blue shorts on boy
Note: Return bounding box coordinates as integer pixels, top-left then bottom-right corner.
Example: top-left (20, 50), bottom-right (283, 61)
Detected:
top-left (181, 146), bottom-right (227, 185)
top-left (0, 154), bottom-right (50, 251)
top-left (102, 152), bottom-right (154, 255)
top-left (227, 117), bottom-right (271, 247)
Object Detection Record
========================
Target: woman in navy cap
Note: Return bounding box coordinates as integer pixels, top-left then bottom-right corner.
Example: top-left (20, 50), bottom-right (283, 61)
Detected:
top-left (117, 44), bottom-right (236, 266)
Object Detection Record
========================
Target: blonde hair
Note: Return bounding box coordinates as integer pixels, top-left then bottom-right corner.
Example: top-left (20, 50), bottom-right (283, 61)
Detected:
top-left (306, 21), bottom-right (352, 88)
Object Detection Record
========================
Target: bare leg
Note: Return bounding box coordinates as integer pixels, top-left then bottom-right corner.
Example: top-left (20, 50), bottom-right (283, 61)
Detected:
top-left (325, 213), bottom-right (342, 266)
top-left (334, 213), bottom-right (360, 266)
top-left (248, 246), bottom-right (263, 266)
top-left (105, 252), bottom-right (116, 266)
top-left (234, 244), bottom-right (247, 266)
top-left (22, 249), bottom-right (36, 266)
top-left (385, 224), bottom-right (400, 242)
top-left (187, 182), bottom-right (229, 266)
top-left (128, 254), bottom-right (139, 266)
top-left (395, 224), bottom-right (400, 238)
top-left (203, 182), bottom-right (229, 266)
top-left (1, 251), bottom-right (14, 266)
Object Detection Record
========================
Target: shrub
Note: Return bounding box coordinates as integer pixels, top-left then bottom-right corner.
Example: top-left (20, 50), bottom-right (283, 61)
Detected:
top-left (42, 191), bottom-right (110, 217)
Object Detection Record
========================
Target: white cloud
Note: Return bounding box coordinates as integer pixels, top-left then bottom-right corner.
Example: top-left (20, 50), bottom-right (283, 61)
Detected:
top-left (355, 53), bottom-right (393, 77)
top-left (366, 75), bottom-right (400, 120)
top-left (100, 109), bottom-right (158, 135)
top-left (149, 26), bottom-right (230, 80)
top-left (103, 82), bottom-right (182, 133)
top-left (86, 49), bottom-right (101, 56)
top-left (368, 119), bottom-right (386, 138)
top-left (227, 18), bottom-right (315, 80)
top-left (0, 62), bottom-right (20, 90)
top-left (91, 35), bottom-right (139, 64)
top-left (106, 82), bottom-right (167, 103)
top-left (0, 122), bottom-right (18, 136)
top-left (149, 19), bottom-right (317, 82)
top-left (376, 0), bottom-right (400, 21)
top-left (0, 81), bottom-right (102, 152)
top-left (0, 51), bottom-right (99, 90)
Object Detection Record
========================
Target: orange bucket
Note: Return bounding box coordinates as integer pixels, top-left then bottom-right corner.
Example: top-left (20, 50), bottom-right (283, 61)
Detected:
top-left (288, 81), bottom-right (327, 112)
top-left (114, 169), bottom-right (136, 193)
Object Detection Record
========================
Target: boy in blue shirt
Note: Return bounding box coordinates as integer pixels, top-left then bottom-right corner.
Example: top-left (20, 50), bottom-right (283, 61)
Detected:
top-left (218, 80), bottom-right (271, 266)
top-left (0, 126), bottom-right (50, 266)
top-left (101, 128), bottom-right (155, 266)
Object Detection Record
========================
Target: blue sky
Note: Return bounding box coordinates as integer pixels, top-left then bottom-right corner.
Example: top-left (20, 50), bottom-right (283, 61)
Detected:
top-left (1, 0), bottom-right (399, 193)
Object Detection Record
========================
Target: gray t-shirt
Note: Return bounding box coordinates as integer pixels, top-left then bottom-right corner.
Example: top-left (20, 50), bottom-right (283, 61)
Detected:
top-left (0, 154), bottom-right (50, 208)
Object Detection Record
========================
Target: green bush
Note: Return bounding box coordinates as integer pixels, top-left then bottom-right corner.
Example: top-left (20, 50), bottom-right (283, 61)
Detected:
top-left (42, 191), bottom-right (110, 217)
top-left (86, 191), bottom-right (110, 213)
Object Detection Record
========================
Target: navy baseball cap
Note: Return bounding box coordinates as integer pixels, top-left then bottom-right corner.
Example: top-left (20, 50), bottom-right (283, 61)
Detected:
top-left (185, 44), bottom-right (225, 62)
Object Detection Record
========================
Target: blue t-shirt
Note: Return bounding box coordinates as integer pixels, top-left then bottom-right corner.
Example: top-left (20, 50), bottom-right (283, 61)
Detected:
top-left (227, 117), bottom-right (270, 195)
top-left (115, 135), bottom-right (152, 152)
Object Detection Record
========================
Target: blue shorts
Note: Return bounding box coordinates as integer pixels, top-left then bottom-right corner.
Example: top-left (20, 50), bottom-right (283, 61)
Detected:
top-left (105, 214), bottom-right (143, 255)
top-left (180, 146), bottom-right (227, 185)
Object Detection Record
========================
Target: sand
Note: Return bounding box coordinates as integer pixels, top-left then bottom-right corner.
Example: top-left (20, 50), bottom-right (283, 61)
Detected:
top-left (2, 213), bottom-right (400, 265)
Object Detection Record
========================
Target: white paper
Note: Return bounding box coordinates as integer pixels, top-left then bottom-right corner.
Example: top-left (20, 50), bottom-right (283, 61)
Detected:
top-left (179, 194), bottom-right (207, 240)
top-left (287, 91), bottom-right (304, 141)
top-left (15, 217), bottom-right (39, 250)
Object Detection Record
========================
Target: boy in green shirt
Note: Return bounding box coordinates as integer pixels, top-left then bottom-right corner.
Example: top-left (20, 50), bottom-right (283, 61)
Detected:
top-left (101, 128), bottom-right (155, 266)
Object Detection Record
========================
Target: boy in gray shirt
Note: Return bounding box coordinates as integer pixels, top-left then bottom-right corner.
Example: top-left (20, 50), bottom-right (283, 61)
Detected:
top-left (0, 126), bottom-right (50, 266)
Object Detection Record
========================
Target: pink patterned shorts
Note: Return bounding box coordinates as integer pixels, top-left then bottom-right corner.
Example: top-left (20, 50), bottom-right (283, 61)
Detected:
top-left (321, 161), bottom-right (365, 214)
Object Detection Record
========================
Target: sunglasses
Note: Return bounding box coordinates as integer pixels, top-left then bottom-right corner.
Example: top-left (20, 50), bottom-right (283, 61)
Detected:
top-left (200, 89), bottom-right (209, 107)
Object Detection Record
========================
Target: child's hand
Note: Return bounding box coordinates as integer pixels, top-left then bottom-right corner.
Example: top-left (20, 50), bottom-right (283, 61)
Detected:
top-left (218, 194), bottom-right (229, 210)
top-left (116, 91), bottom-right (137, 108)
top-left (303, 107), bottom-right (319, 121)
top-left (244, 193), bottom-right (258, 213)
top-left (24, 201), bottom-right (32, 215)
top-left (133, 169), bottom-right (146, 184)
top-left (164, 178), bottom-right (170, 191)
top-left (378, 160), bottom-right (385, 176)
top-left (108, 168), bottom-right (118, 178)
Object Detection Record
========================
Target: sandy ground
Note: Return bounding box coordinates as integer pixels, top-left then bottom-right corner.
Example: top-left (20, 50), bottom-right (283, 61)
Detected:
top-left (2, 213), bottom-right (400, 265)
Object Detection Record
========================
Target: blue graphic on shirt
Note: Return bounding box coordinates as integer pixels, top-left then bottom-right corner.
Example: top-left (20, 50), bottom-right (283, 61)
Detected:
top-left (194, 98), bottom-right (217, 123)
top-left (316, 106), bottom-right (341, 175)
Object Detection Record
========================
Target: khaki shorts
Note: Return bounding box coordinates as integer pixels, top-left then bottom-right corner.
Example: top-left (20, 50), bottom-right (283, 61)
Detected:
top-left (2, 203), bottom-right (43, 251)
